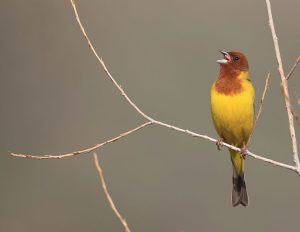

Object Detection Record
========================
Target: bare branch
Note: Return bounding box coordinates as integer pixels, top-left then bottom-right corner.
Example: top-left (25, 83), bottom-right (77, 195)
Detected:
top-left (10, 0), bottom-right (299, 176)
top-left (10, 122), bottom-right (152, 159)
top-left (69, 0), bottom-right (151, 121)
top-left (286, 56), bottom-right (300, 80)
top-left (247, 73), bottom-right (270, 145)
top-left (9, 119), bottom-right (297, 172)
top-left (93, 153), bottom-right (131, 232)
top-left (151, 120), bottom-right (298, 173)
top-left (10, 118), bottom-right (297, 172)
top-left (266, 0), bottom-right (300, 173)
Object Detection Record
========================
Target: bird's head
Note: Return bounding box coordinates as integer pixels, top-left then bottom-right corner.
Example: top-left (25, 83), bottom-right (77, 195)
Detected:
top-left (217, 51), bottom-right (249, 79)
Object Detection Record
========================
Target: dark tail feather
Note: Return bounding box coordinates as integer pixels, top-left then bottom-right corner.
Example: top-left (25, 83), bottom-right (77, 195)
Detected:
top-left (232, 169), bottom-right (248, 207)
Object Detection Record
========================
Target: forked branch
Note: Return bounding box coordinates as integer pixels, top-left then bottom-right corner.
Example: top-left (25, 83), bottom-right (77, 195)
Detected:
top-left (9, 1), bottom-right (300, 175)
top-left (10, 0), bottom-right (300, 178)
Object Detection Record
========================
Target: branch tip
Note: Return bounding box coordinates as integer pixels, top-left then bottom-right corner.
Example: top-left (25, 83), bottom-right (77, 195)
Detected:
top-left (93, 153), bottom-right (131, 232)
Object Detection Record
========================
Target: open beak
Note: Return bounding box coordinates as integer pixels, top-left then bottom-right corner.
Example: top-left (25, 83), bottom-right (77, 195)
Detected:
top-left (216, 50), bottom-right (230, 64)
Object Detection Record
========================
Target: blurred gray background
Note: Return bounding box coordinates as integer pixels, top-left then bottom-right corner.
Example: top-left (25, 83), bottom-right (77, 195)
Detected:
top-left (1, 0), bottom-right (300, 231)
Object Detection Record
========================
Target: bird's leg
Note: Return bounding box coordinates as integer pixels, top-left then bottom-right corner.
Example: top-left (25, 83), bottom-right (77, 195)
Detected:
top-left (240, 143), bottom-right (248, 159)
top-left (216, 138), bottom-right (224, 151)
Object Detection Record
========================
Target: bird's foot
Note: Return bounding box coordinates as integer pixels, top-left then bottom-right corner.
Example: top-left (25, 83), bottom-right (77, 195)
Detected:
top-left (240, 145), bottom-right (248, 160)
top-left (216, 138), bottom-right (224, 151)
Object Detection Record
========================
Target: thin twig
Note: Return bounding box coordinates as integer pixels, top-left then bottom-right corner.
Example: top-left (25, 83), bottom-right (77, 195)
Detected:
top-left (291, 108), bottom-right (300, 126)
top-left (10, 122), bottom-right (152, 159)
top-left (295, 92), bottom-right (300, 106)
top-left (266, 0), bottom-right (300, 173)
top-left (291, 94), bottom-right (300, 125)
top-left (255, 73), bottom-right (271, 126)
top-left (286, 56), bottom-right (300, 80)
top-left (93, 153), bottom-right (131, 232)
top-left (70, 0), bottom-right (151, 121)
top-left (247, 73), bottom-right (270, 146)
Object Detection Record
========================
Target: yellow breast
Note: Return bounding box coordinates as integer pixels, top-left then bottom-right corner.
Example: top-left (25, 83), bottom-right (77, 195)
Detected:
top-left (211, 78), bottom-right (255, 147)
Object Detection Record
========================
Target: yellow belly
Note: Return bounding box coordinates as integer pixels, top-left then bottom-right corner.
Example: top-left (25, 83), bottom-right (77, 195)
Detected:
top-left (211, 80), bottom-right (255, 147)
top-left (211, 79), bottom-right (255, 176)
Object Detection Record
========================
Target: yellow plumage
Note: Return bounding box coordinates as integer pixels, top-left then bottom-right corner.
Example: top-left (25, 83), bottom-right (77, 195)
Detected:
top-left (211, 71), bottom-right (255, 175)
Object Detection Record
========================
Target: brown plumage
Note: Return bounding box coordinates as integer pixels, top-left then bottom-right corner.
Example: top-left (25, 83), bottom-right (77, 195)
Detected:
top-left (215, 52), bottom-right (249, 96)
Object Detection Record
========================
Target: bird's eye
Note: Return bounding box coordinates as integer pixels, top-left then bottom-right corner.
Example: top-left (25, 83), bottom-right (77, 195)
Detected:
top-left (234, 56), bottom-right (239, 61)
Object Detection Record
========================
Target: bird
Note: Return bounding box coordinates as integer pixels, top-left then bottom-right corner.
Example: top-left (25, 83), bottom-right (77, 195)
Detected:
top-left (210, 51), bottom-right (255, 207)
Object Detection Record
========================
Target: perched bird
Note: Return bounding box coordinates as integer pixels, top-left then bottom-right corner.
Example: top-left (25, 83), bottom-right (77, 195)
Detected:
top-left (210, 51), bottom-right (255, 207)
